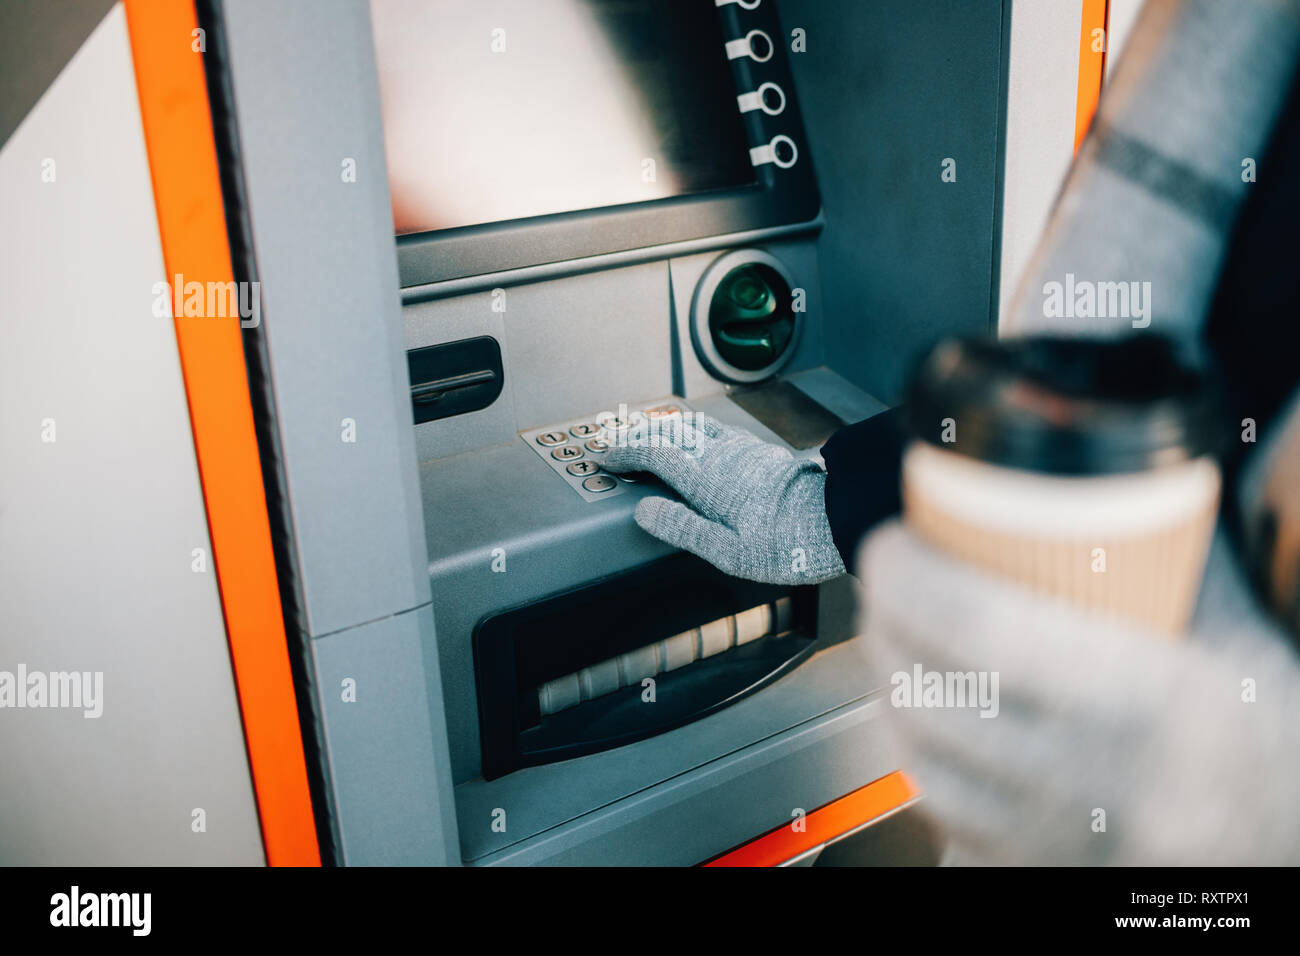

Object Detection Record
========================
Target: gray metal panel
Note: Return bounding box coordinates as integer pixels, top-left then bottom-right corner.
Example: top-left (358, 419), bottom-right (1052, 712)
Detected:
top-left (217, 0), bottom-right (460, 863)
top-left (311, 607), bottom-right (459, 865)
top-left (785, 0), bottom-right (1009, 403)
top-left (457, 632), bottom-right (882, 862)
top-left (219, 0), bottom-right (430, 636)
top-left (422, 438), bottom-right (672, 783)
top-left (767, 239), bottom-right (828, 376)
top-left (406, 261), bottom-right (675, 459)
top-left (420, 395), bottom-right (813, 784)
top-left (493, 261), bottom-right (674, 430)
top-left (668, 249), bottom-right (729, 400)
top-left (473, 692), bottom-right (901, 866)
top-left (400, 218), bottom-right (823, 303)
top-left (405, 239), bottom-right (829, 463)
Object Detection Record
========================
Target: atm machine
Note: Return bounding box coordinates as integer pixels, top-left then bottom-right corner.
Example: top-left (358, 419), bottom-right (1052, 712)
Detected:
top-left (196, 0), bottom-right (1011, 866)
top-left (4, 0), bottom-right (1086, 865)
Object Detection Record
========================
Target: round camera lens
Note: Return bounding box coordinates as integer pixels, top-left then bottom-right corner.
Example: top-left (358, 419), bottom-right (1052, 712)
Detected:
top-left (762, 87), bottom-right (783, 111)
top-left (774, 139), bottom-right (795, 163)
top-left (749, 34), bottom-right (771, 59)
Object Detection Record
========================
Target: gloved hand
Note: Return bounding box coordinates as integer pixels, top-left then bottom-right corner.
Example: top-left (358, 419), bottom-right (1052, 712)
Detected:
top-left (858, 520), bottom-right (1300, 865)
top-left (601, 412), bottom-right (845, 585)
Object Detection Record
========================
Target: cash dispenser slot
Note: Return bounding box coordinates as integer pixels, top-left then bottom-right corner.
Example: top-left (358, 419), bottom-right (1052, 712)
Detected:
top-left (473, 554), bottom-right (820, 780)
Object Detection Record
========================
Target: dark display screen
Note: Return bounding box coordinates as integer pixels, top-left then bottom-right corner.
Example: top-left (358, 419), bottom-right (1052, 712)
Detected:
top-left (371, 0), bottom-right (757, 235)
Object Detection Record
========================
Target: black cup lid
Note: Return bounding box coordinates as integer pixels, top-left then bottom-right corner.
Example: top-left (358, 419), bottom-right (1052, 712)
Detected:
top-left (903, 335), bottom-right (1225, 475)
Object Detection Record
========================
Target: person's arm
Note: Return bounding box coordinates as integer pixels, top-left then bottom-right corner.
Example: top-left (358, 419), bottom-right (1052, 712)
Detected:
top-left (1002, 0), bottom-right (1300, 349)
top-left (859, 518), bottom-right (1300, 865)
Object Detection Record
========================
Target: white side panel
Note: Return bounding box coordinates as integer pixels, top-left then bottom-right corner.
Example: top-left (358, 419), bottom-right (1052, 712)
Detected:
top-left (1105, 0), bottom-right (1146, 82)
top-left (997, 0), bottom-right (1084, 331)
top-left (0, 5), bottom-right (264, 864)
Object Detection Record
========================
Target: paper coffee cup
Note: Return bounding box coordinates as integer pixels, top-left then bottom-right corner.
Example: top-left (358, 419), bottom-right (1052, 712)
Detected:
top-left (903, 335), bottom-right (1224, 636)
top-left (903, 443), bottom-right (1220, 634)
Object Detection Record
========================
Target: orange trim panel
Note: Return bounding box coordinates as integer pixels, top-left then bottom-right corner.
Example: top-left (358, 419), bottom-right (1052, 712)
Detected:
top-left (1074, 0), bottom-right (1110, 153)
top-left (704, 771), bottom-right (920, 867)
top-left (124, 0), bottom-right (320, 866)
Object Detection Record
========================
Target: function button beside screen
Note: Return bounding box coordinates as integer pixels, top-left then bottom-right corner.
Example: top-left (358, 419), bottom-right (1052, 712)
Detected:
top-left (551, 445), bottom-right (583, 461)
top-left (566, 460), bottom-right (600, 476)
top-left (727, 29), bottom-right (774, 63)
top-left (773, 136), bottom-right (797, 166)
top-left (582, 475), bottom-right (618, 493)
top-left (585, 437), bottom-right (610, 453)
top-left (738, 82), bottom-right (786, 117)
top-left (536, 431), bottom-right (568, 446)
top-left (761, 84), bottom-right (785, 114)
top-left (750, 135), bottom-right (799, 170)
top-left (570, 423), bottom-right (600, 438)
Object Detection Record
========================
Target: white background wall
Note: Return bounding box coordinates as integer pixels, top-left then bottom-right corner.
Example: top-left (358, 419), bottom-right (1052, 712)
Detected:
top-left (0, 4), bottom-right (263, 864)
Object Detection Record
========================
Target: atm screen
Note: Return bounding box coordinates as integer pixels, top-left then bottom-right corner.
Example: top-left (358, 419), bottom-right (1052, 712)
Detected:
top-left (371, 0), bottom-right (758, 235)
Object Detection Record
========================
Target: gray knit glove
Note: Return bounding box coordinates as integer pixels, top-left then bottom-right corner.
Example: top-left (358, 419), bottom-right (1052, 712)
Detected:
top-left (859, 521), bottom-right (1300, 866)
top-left (601, 413), bottom-right (845, 585)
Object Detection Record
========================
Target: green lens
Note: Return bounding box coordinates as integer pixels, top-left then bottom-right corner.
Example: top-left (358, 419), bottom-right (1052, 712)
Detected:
top-left (729, 273), bottom-right (770, 311)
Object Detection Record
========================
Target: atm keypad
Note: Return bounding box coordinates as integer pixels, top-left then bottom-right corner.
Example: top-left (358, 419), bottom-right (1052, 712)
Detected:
top-left (519, 399), bottom-right (693, 502)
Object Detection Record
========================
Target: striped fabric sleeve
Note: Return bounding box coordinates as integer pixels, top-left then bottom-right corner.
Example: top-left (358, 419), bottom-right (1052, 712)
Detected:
top-left (1002, 0), bottom-right (1300, 351)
